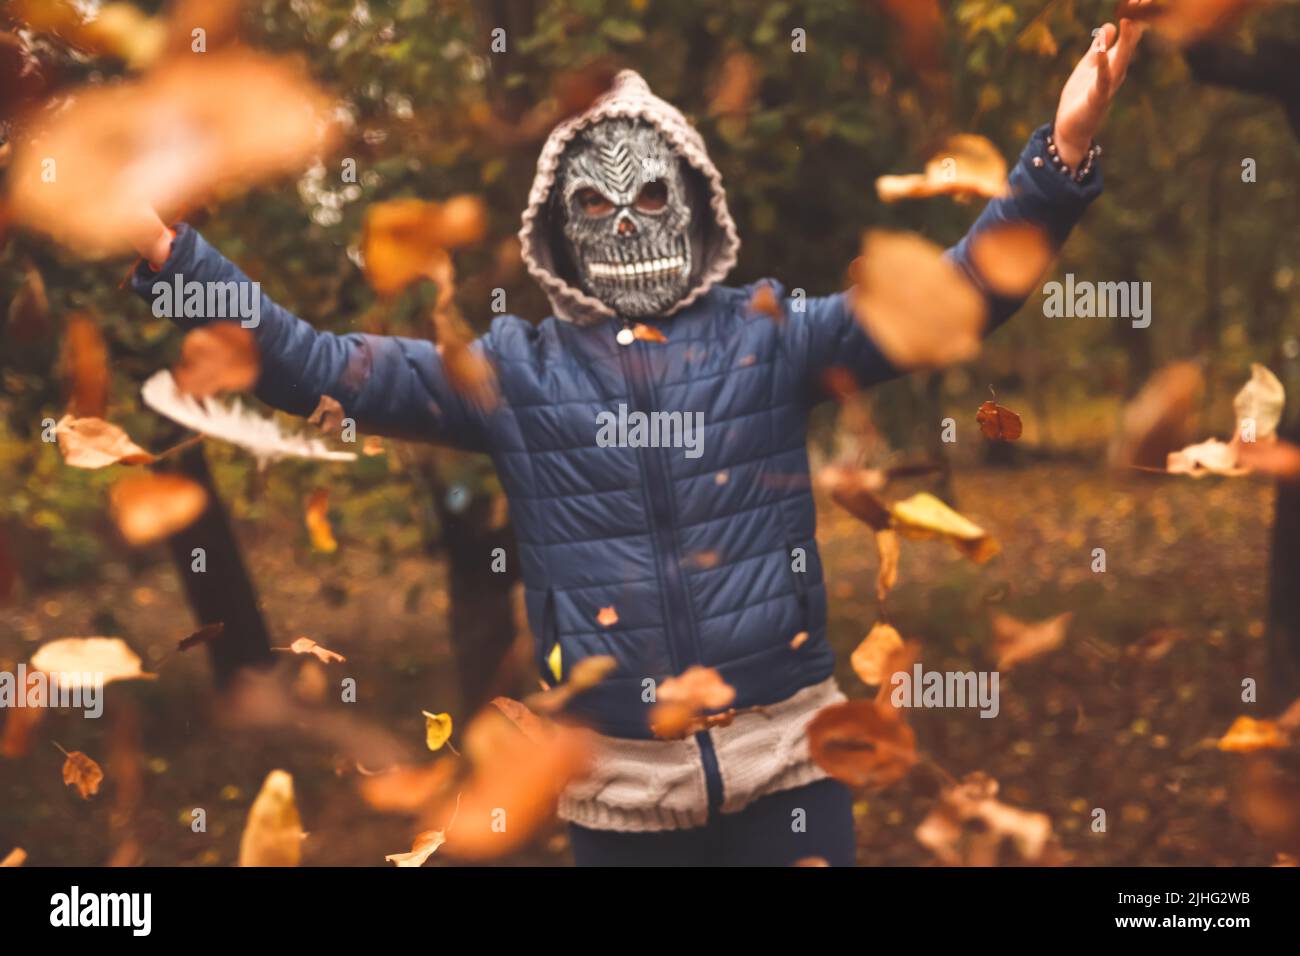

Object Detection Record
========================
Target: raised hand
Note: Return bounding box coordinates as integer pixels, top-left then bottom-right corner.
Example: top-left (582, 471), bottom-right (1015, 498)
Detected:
top-left (1053, 4), bottom-right (1150, 169)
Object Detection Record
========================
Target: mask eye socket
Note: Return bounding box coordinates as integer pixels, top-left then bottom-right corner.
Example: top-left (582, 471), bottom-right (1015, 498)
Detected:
top-left (634, 180), bottom-right (668, 212)
top-left (575, 187), bottom-right (615, 217)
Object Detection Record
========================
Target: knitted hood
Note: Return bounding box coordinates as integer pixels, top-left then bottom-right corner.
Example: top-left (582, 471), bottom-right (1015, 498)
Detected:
top-left (518, 69), bottom-right (741, 326)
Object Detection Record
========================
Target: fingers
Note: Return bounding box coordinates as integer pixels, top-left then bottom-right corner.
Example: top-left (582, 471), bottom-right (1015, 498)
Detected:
top-left (1109, 9), bottom-right (1148, 80)
top-left (1093, 25), bottom-right (1114, 99)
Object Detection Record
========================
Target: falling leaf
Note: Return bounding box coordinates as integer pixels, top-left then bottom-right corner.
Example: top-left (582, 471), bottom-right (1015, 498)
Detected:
top-left (990, 611), bottom-right (1073, 671)
top-left (0, 848), bottom-right (25, 867)
top-left (709, 50), bottom-right (759, 118)
top-left (307, 395), bottom-right (346, 435)
top-left (650, 666), bottom-right (737, 740)
top-left (526, 656), bottom-right (618, 715)
top-left (358, 761), bottom-right (457, 814)
top-left (238, 769), bottom-right (303, 867)
top-left (976, 400), bottom-right (1024, 442)
top-left (820, 465), bottom-right (892, 531)
top-left (875, 529), bottom-right (900, 603)
top-left (851, 623), bottom-right (905, 687)
top-left (1109, 362), bottom-right (1204, 469)
top-left (8, 50), bottom-right (339, 256)
top-left (807, 699), bottom-right (916, 790)
top-left (109, 473), bottom-right (208, 546)
top-left (1233, 363), bottom-right (1285, 443)
top-left (916, 772), bottom-right (1052, 865)
top-left (285, 636), bottom-right (346, 664)
top-left (969, 223), bottom-right (1056, 298)
top-left (439, 709), bottom-right (592, 860)
top-left (747, 283), bottom-right (783, 323)
top-left (1166, 438), bottom-right (1247, 478)
top-left (31, 637), bottom-right (153, 686)
top-left (173, 324), bottom-right (260, 398)
top-left (595, 606), bottom-right (619, 627)
top-left (876, 135), bottom-right (1008, 203)
top-left (362, 196), bottom-right (487, 297)
top-left (61, 750), bottom-right (104, 800)
top-left (891, 492), bottom-right (1000, 563)
top-left (631, 323), bottom-right (668, 344)
top-left (55, 416), bottom-right (156, 469)
top-left (545, 643), bottom-right (563, 683)
top-left (385, 827), bottom-right (448, 867)
top-left (789, 631), bottom-right (809, 650)
top-left (64, 314), bottom-right (109, 418)
top-left (304, 489), bottom-right (337, 553)
top-left (178, 622), bottom-right (224, 652)
top-left (423, 711), bottom-right (454, 752)
top-left (851, 230), bottom-right (987, 370)
top-left (489, 697), bottom-right (548, 744)
top-left (1218, 716), bottom-right (1288, 753)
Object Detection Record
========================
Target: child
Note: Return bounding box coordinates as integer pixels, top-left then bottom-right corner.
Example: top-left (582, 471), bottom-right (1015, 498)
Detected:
top-left (130, 17), bottom-right (1146, 866)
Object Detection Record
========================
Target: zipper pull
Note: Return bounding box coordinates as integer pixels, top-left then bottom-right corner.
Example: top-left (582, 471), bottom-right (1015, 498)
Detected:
top-left (616, 320), bottom-right (635, 346)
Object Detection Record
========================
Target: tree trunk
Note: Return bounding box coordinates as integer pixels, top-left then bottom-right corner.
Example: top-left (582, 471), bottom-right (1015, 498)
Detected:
top-left (162, 444), bottom-right (274, 687)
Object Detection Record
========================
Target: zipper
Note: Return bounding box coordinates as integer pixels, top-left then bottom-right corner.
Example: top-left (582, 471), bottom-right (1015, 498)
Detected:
top-left (615, 317), bottom-right (725, 817)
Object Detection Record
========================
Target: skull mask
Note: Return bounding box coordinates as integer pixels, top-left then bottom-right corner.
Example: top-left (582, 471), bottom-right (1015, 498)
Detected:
top-left (557, 118), bottom-right (693, 318)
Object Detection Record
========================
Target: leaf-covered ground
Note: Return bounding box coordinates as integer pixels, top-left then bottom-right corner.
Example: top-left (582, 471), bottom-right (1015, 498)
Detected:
top-left (0, 462), bottom-right (1282, 866)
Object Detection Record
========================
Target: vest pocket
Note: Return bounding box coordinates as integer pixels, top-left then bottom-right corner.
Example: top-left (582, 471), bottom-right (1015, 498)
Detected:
top-left (784, 541), bottom-right (811, 633)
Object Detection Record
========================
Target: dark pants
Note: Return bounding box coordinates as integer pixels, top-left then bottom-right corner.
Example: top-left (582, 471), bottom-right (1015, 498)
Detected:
top-left (568, 778), bottom-right (856, 866)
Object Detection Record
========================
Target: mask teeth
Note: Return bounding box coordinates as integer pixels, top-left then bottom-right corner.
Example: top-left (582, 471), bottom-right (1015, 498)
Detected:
top-left (587, 238), bottom-right (690, 285)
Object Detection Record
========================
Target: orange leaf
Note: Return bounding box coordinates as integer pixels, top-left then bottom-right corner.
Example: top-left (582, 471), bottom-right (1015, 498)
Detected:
top-left (55, 416), bottom-right (156, 469)
top-left (61, 750), bottom-right (103, 799)
top-left (304, 489), bottom-right (337, 553)
top-left (108, 474), bottom-right (208, 546)
top-left (286, 636), bottom-right (346, 664)
top-left (990, 611), bottom-right (1072, 671)
top-left (173, 324), bottom-right (260, 398)
top-left (976, 400), bottom-right (1024, 442)
top-left (631, 323), bottom-right (668, 344)
top-left (807, 699), bottom-right (916, 790)
top-left (1218, 716), bottom-right (1288, 753)
top-left (595, 606), bottom-right (619, 627)
top-left (851, 623), bottom-right (904, 687)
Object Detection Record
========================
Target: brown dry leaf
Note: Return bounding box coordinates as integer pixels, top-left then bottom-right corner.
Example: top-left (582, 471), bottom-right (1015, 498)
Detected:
top-left (851, 230), bottom-right (987, 370)
top-left (362, 435), bottom-right (385, 456)
top-left (55, 416), bottom-right (156, 469)
top-left (1109, 362), bottom-right (1204, 469)
top-left (976, 400), bottom-right (1024, 442)
top-left (0, 848), bottom-right (25, 867)
top-left (891, 492), bottom-right (1000, 563)
top-left (304, 489), bottom-right (337, 553)
top-left (631, 323), bottom-right (668, 344)
top-left (876, 135), bottom-right (1008, 203)
top-left (358, 760), bottom-right (457, 814)
top-left (595, 606), bottom-right (619, 628)
top-left (238, 769), bottom-right (303, 867)
top-left (439, 709), bottom-right (592, 860)
top-left (990, 610), bottom-right (1073, 671)
top-left (9, 50), bottom-right (338, 256)
top-left (851, 623), bottom-right (905, 687)
top-left (109, 473), bottom-right (208, 546)
top-left (819, 465), bottom-right (892, 531)
top-left (747, 283), bottom-right (783, 323)
top-left (61, 750), bottom-right (104, 800)
top-left (916, 771), bottom-right (1053, 865)
top-left (807, 699), bottom-right (916, 790)
top-left (173, 324), bottom-right (260, 398)
top-left (650, 666), bottom-right (737, 740)
top-left (1167, 438), bottom-right (1247, 478)
top-left (362, 196), bottom-right (487, 296)
top-left (789, 631), bottom-right (809, 650)
top-left (64, 314), bottom-right (109, 418)
top-left (178, 621), bottom-right (224, 652)
top-left (1218, 716), bottom-right (1288, 753)
top-left (385, 827), bottom-right (448, 867)
top-left (709, 50), bottom-right (760, 118)
top-left (286, 636), bottom-right (346, 665)
top-left (875, 529), bottom-right (900, 603)
top-left (968, 223), bottom-right (1055, 299)
top-left (307, 395), bottom-right (346, 435)
top-left (31, 636), bottom-right (153, 686)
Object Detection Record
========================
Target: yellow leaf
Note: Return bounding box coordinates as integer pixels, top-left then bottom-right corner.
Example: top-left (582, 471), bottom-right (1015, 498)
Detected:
top-left (875, 529), bottom-right (900, 603)
top-left (546, 643), bottom-right (562, 682)
top-left (238, 769), bottom-right (303, 867)
top-left (1218, 716), bottom-right (1288, 753)
top-left (891, 492), bottom-right (999, 562)
top-left (304, 489), bottom-right (338, 553)
top-left (422, 711), bottom-right (454, 752)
